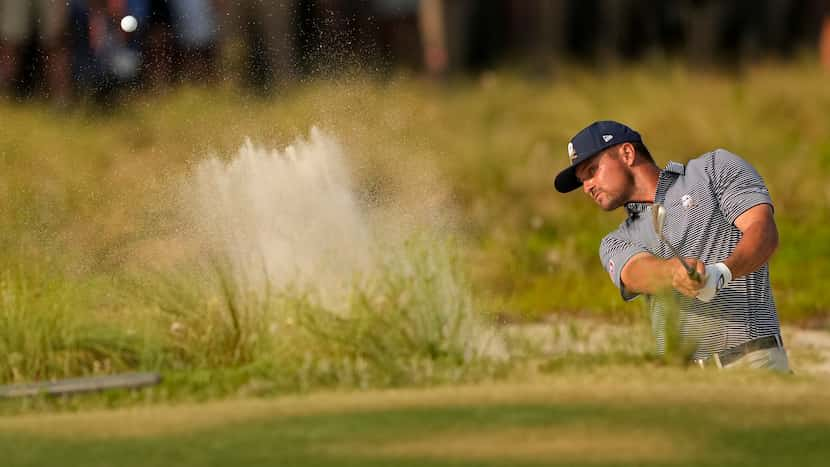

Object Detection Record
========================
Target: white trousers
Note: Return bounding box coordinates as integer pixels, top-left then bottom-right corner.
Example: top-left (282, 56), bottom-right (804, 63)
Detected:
top-left (722, 346), bottom-right (791, 373)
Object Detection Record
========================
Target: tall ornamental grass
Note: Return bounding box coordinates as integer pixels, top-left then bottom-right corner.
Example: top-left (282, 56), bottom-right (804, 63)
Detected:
top-left (131, 236), bottom-right (509, 391)
top-left (0, 265), bottom-right (142, 384)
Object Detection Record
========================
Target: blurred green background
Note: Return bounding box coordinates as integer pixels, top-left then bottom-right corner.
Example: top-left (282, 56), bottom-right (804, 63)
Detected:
top-left (2, 63), bottom-right (828, 324)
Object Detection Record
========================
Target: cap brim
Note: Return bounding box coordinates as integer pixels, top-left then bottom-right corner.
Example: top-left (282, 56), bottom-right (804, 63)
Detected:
top-left (554, 165), bottom-right (582, 193)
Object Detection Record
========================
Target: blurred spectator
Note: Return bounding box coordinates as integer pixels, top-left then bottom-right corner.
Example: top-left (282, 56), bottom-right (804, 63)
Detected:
top-left (219, 0), bottom-right (298, 94)
top-left (0, 0), bottom-right (71, 102)
top-left (595, 0), bottom-right (663, 65)
top-left (69, 0), bottom-right (141, 102)
top-left (3, 0), bottom-right (829, 104)
top-left (821, 3), bottom-right (830, 71)
top-left (69, 0), bottom-right (217, 101)
top-left (371, 0), bottom-right (421, 72)
top-left (742, 0), bottom-right (795, 59)
top-left (678, 0), bottom-right (799, 67)
top-left (141, 0), bottom-right (177, 88)
top-left (418, 0), bottom-right (473, 78)
top-left (296, 0), bottom-right (378, 76)
top-left (506, 0), bottom-right (566, 72)
top-left (169, 0), bottom-right (219, 82)
top-left (141, 0), bottom-right (219, 86)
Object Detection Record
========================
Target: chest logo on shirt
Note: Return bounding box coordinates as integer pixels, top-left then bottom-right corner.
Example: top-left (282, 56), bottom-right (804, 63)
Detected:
top-left (681, 194), bottom-right (697, 210)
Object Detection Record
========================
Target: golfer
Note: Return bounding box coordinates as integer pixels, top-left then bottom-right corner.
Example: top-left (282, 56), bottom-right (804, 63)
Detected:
top-left (555, 120), bottom-right (790, 372)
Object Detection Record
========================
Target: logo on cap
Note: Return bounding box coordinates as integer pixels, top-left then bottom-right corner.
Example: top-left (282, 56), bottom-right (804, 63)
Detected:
top-left (567, 142), bottom-right (577, 162)
top-left (602, 134), bottom-right (613, 142)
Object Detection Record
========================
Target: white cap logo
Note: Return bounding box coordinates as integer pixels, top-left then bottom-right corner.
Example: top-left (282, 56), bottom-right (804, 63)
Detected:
top-left (567, 142), bottom-right (577, 162)
top-left (602, 134), bottom-right (613, 142)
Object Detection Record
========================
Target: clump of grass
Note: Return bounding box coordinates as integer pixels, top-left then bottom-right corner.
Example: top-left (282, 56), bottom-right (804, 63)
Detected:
top-left (278, 237), bottom-right (508, 389)
top-left (654, 294), bottom-right (699, 367)
top-left (0, 264), bottom-right (142, 384)
top-left (127, 257), bottom-right (279, 370)
top-left (133, 235), bottom-right (509, 393)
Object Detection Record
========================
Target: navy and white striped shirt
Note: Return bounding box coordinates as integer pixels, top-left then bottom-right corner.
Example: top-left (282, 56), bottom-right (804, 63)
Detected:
top-left (599, 149), bottom-right (781, 359)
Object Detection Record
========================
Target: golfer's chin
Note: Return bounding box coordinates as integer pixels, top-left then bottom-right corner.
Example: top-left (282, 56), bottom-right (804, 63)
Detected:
top-left (595, 194), bottom-right (623, 211)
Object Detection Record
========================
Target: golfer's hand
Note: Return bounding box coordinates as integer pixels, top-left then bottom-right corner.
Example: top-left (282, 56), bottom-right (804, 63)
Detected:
top-left (670, 258), bottom-right (706, 297)
top-left (696, 262), bottom-right (733, 302)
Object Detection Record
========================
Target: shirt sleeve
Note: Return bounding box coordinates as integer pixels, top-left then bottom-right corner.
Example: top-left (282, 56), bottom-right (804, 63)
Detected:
top-left (599, 227), bottom-right (648, 302)
top-left (711, 149), bottom-right (774, 225)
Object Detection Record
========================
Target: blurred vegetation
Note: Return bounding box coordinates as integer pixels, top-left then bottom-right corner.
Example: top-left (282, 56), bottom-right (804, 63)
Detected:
top-left (0, 61), bottom-right (828, 388)
top-left (0, 234), bottom-right (510, 391)
top-left (3, 369), bottom-right (830, 467)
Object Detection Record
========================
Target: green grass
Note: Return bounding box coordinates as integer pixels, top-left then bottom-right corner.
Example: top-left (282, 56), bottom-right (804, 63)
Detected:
top-left (2, 370), bottom-right (829, 467)
top-left (0, 262), bottom-right (145, 382)
top-left (1, 62), bottom-right (829, 392)
top-left (2, 64), bottom-right (828, 320)
top-left (0, 234), bottom-right (509, 397)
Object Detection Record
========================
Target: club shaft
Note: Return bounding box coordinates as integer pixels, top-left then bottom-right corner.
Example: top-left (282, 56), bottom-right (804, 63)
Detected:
top-left (658, 233), bottom-right (700, 279)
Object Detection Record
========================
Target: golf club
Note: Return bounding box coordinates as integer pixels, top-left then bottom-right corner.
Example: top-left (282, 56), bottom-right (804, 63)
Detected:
top-left (0, 372), bottom-right (161, 399)
top-left (652, 203), bottom-right (702, 282)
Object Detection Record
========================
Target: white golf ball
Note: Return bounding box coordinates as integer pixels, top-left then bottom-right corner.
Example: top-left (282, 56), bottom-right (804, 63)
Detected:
top-left (121, 15), bottom-right (138, 33)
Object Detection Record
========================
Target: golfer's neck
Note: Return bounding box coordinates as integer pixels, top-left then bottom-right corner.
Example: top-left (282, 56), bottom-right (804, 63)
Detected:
top-left (628, 165), bottom-right (661, 204)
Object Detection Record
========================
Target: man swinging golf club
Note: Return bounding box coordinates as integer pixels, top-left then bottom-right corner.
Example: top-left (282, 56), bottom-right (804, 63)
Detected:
top-left (555, 120), bottom-right (790, 372)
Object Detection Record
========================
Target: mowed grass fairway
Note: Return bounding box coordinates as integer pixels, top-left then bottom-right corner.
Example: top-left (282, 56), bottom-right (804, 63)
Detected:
top-left (3, 369), bottom-right (829, 467)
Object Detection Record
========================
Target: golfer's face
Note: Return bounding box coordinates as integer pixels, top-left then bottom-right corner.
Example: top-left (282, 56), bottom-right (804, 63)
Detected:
top-left (576, 151), bottom-right (631, 211)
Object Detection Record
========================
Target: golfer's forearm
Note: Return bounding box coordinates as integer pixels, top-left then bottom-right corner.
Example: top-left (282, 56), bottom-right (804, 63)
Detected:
top-left (724, 219), bottom-right (778, 278)
top-left (620, 254), bottom-right (674, 295)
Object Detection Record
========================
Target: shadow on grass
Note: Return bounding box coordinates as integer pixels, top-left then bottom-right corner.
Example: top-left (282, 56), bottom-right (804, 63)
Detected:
top-left (3, 402), bottom-right (828, 467)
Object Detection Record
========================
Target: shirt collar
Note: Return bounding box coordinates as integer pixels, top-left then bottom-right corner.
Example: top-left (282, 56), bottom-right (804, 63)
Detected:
top-left (623, 161), bottom-right (684, 218)
top-left (624, 201), bottom-right (650, 218)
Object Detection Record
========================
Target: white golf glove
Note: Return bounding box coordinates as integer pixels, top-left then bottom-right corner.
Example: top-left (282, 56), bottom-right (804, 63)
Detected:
top-left (697, 262), bottom-right (732, 302)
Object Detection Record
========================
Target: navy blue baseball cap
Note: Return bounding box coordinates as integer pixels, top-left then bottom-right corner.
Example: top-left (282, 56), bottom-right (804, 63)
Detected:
top-left (554, 120), bottom-right (644, 193)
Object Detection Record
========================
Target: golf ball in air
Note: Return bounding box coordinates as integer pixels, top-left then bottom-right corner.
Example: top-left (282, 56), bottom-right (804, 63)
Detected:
top-left (121, 15), bottom-right (138, 33)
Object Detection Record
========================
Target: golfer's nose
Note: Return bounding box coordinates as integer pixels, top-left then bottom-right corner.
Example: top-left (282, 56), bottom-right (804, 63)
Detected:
top-left (582, 178), bottom-right (593, 195)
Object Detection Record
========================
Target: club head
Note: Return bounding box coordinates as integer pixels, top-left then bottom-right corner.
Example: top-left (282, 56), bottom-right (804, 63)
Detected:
top-left (652, 203), bottom-right (666, 237)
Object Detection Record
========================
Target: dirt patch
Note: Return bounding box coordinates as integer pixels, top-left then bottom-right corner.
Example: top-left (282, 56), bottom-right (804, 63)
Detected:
top-left (782, 327), bottom-right (830, 375)
top-left (510, 319), bottom-right (830, 377)
top-left (336, 425), bottom-right (691, 463)
top-left (505, 317), bottom-right (653, 356)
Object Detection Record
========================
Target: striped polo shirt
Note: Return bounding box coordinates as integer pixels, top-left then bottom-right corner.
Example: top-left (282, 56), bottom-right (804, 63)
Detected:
top-left (599, 149), bottom-right (781, 359)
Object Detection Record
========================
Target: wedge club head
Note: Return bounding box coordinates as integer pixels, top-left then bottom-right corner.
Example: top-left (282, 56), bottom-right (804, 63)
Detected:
top-left (652, 203), bottom-right (667, 238)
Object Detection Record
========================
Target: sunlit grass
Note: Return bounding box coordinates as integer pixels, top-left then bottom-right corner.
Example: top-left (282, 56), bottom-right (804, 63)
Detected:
top-left (0, 263), bottom-right (142, 383)
top-left (2, 369), bottom-right (829, 467)
top-left (0, 234), bottom-right (508, 397)
top-left (129, 236), bottom-right (507, 389)
top-left (0, 61), bottom-right (828, 396)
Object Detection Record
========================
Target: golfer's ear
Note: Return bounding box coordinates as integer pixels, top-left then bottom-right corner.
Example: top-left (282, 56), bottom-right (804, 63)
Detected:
top-left (620, 143), bottom-right (637, 166)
